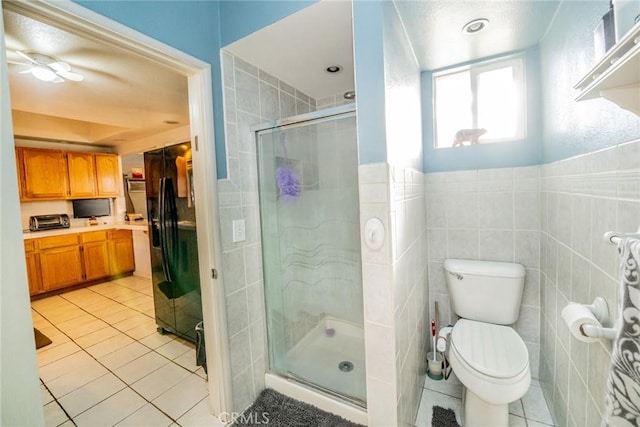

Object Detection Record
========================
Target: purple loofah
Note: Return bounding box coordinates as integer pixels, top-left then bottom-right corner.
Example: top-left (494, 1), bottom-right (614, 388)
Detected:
top-left (276, 166), bottom-right (301, 200)
top-left (325, 328), bottom-right (335, 337)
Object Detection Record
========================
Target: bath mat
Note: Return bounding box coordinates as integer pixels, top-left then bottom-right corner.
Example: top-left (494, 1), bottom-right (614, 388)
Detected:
top-left (432, 405), bottom-right (460, 427)
top-left (34, 328), bottom-right (52, 349)
top-left (231, 388), bottom-right (364, 427)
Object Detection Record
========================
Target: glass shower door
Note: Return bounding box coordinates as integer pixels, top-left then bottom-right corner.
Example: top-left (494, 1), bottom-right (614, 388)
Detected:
top-left (257, 110), bottom-right (366, 405)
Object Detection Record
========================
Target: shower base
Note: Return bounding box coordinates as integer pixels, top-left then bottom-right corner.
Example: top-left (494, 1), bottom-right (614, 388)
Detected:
top-left (265, 316), bottom-right (367, 424)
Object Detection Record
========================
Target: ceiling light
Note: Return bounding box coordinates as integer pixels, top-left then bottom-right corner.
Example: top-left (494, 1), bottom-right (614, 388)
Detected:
top-left (16, 51), bottom-right (83, 83)
top-left (325, 65), bottom-right (342, 73)
top-left (31, 65), bottom-right (59, 82)
top-left (462, 18), bottom-right (489, 34)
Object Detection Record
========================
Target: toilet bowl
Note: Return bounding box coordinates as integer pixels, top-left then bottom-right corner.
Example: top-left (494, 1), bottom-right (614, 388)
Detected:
top-left (448, 319), bottom-right (530, 427)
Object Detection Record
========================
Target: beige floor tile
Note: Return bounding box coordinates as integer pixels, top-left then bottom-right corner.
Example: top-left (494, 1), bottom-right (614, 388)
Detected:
top-left (177, 397), bottom-right (226, 427)
top-left (139, 331), bottom-right (175, 350)
top-left (37, 340), bottom-right (82, 368)
top-left (40, 383), bottom-right (54, 405)
top-left (85, 333), bottom-right (135, 359)
top-left (57, 318), bottom-right (110, 340)
top-left (113, 313), bottom-right (154, 332)
top-left (131, 362), bottom-right (191, 401)
top-left (115, 403), bottom-right (173, 427)
top-left (73, 387), bottom-right (147, 427)
top-left (97, 341), bottom-right (150, 371)
top-left (46, 357), bottom-right (109, 397)
top-left (173, 349), bottom-right (199, 372)
top-left (156, 338), bottom-right (194, 360)
top-left (39, 351), bottom-right (97, 383)
top-left (123, 319), bottom-right (158, 340)
top-left (113, 351), bottom-right (170, 385)
top-left (101, 308), bottom-right (142, 325)
top-left (43, 401), bottom-right (69, 427)
top-left (152, 373), bottom-right (208, 419)
top-left (74, 326), bottom-right (122, 349)
top-left (57, 373), bottom-right (127, 417)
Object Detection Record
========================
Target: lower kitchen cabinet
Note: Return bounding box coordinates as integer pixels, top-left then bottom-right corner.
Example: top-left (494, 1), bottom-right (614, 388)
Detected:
top-left (25, 228), bottom-right (136, 296)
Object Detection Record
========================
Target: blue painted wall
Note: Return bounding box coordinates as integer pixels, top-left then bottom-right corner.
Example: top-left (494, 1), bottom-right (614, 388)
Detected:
top-left (75, 0), bottom-right (228, 178)
top-left (540, 0), bottom-right (640, 162)
top-left (422, 48), bottom-right (542, 172)
top-left (219, 1), bottom-right (316, 47)
top-left (353, 1), bottom-right (387, 166)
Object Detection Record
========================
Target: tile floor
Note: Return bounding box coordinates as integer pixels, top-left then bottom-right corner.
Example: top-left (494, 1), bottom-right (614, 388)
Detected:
top-left (32, 275), bottom-right (224, 427)
top-left (415, 372), bottom-right (555, 426)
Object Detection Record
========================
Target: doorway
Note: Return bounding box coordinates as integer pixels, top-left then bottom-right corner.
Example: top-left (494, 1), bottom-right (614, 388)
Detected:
top-left (0, 0), bottom-right (230, 422)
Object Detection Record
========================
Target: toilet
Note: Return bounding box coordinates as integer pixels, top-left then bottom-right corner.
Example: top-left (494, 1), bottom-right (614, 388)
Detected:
top-left (443, 259), bottom-right (530, 427)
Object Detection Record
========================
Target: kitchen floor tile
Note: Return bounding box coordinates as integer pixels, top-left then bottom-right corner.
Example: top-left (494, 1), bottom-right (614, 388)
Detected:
top-left (39, 351), bottom-right (97, 383)
top-left (40, 383), bottom-right (54, 405)
top-left (115, 403), bottom-right (173, 427)
top-left (57, 318), bottom-right (110, 340)
top-left (37, 340), bottom-right (82, 368)
top-left (155, 338), bottom-right (194, 360)
top-left (177, 397), bottom-right (226, 427)
top-left (73, 387), bottom-right (147, 427)
top-left (43, 401), bottom-right (70, 427)
top-left (100, 308), bottom-right (141, 325)
top-left (74, 326), bottom-right (122, 348)
top-left (46, 357), bottom-right (109, 397)
top-left (173, 348), bottom-right (198, 372)
top-left (97, 341), bottom-right (150, 371)
top-left (139, 332), bottom-right (175, 350)
top-left (151, 373), bottom-right (209, 419)
top-left (113, 351), bottom-right (170, 385)
top-left (130, 362), bottom-right (191, 401)
top-left (85, 333), bottom-right (135, 359)
top-left (57, 373), bottom-right (127, 417)
top-left (122, 319), bottom-right (157, 340)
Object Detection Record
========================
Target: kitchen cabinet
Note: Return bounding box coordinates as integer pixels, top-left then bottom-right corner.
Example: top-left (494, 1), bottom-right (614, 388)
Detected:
top-left (81, 231), bottom-right (110, 281)
top-left (25, 228), bottom-right (135, 296)
top-left (95, 154), bottom-right (120, 196)
top-left (108, 229), bottom-right (135, 275)
top-left (15, 147), bottom-right (120, 201)
top-left (17, 147), bottom-right (68, 200)
top-left (38, 234), bottom-right (84, 292)
top-left (24, 240), bottom-right (42, 295)
top-left (67, 152), bottom-right (97, 198)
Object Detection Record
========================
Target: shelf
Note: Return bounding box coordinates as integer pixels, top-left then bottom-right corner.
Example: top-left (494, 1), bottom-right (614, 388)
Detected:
top-left (574, 21), bottom-right (640, 116)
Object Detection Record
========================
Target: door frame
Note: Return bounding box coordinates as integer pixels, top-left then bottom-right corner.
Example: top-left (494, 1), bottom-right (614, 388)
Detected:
top-left (1, 0), bottom-right (232, 417)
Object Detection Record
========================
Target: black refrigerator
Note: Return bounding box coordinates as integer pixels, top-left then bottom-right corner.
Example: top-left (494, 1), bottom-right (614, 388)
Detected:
top-left (144, 142), bottom-right (202, 342)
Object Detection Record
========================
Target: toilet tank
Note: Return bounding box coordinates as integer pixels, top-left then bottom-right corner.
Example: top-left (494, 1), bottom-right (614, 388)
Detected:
top-left (444, 259), bottom-right (526, 325)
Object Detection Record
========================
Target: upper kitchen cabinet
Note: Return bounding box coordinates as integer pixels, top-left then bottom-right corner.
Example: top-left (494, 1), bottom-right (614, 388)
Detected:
top-left (16, 147), bottom-right (120, 201)
top-left (67, 152), bottom-right (98, 198)
top-left (95, 154), bottom-right (120, 196)
top-left (17, 147), bottom-right (69, 200)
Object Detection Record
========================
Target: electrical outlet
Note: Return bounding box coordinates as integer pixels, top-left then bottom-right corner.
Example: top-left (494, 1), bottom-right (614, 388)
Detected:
top-left (232, 219), bottom-right (246, 242)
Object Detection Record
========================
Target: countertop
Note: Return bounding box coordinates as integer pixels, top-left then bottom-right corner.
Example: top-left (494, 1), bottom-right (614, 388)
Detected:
top-left (23, 220), bottom-right (149, 239)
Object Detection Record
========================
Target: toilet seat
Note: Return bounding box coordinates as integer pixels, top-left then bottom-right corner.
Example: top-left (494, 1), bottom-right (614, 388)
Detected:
top-left (449, 319), bottom-right (530, 405)
top-left (451, 319), bottom-right (528, 378)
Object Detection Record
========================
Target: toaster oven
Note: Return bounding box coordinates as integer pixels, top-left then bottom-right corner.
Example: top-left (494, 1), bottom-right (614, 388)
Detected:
top-left (29, 214), bottom-right (71, 232)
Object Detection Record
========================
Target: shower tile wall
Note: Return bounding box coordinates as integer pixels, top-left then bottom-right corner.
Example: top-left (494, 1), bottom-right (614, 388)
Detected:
top-left (424, 166), bottom-right (541, 379)
top-left (219, 51), bottom-right (317, 412)
top-left (359, 163), bottom-right (428, 426)
top-left (539, 139), bottom-right (640, 426)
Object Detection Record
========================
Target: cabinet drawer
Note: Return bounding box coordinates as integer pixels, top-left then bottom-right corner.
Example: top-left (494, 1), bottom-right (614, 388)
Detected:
top-left (109, 229), bottom-right (132, 240)
top-left (24, 240), bottom-right (36, 253)
top-left (82, 230), bottom-right (107, 243)
top-left (38, 234), bottom-right (79, 250)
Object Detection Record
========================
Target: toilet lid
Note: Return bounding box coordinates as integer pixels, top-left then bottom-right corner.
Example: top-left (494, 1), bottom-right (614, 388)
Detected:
top-left (451, 319), bottom-right (529, 379)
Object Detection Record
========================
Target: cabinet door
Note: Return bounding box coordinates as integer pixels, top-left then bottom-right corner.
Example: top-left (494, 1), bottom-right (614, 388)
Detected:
top-left (109, 232), bottom-right (135, 276)
top-left (40, 246), bottom-right (84, 291)
top-left (20, 148), bottom-right (68, 199)
top-left (25, 251), bottom-right (42, 296)
top-left (67, 152), bottom-right (97, 198)
top-left (83, 241), bottom-right (110, 281)
top-left (95, 154), bottom-right (120, 196)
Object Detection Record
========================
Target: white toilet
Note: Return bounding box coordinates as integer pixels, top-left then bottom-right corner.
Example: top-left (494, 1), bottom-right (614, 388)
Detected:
top-left (443, 259), bottom-right (530, 427)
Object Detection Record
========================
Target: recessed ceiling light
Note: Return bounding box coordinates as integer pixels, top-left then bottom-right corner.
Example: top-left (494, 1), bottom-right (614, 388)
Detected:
top-left (325, 65), bottom-right (342, 73)
top-left (462, 18), bottom-right (489, 34)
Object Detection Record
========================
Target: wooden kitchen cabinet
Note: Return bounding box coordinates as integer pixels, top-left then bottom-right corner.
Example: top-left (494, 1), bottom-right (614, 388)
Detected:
top-left (67, 152), bottom-right (97, 198)
top-left (38, 234), bottom-right (84, 292)
top-left (95, 154), bottom-right (120, 196)
top-left (24, 240), bottom-right (42, 295)
top-left (81, 231), bottom-right (110, 281)
top-left (108, 229), bottom-right (135, 275)
top-left (18, 147), bottom-right (68, 200)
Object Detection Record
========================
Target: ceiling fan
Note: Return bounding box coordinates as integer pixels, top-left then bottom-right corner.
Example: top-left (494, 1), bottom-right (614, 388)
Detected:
top-left (16, 51), bottom-right (84, 83)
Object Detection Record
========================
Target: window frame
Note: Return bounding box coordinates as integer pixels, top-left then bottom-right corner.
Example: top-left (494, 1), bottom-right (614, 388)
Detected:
top-left (433, 53), bottom-right (527, 149)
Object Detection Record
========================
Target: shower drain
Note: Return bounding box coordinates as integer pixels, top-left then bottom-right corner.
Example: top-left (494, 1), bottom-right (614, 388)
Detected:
top-left (338, 361), bottom-right (354, 372)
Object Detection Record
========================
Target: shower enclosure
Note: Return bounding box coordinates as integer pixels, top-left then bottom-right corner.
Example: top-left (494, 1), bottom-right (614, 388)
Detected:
top-left (256, 106), bottom-right (366, 406)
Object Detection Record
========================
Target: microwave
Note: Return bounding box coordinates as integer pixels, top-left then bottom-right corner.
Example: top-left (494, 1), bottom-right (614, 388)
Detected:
top-left (29, 214), bottom-right (70, 232)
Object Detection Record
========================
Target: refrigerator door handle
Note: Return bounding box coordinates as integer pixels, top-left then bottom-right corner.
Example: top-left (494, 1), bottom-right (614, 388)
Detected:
top-left (159, 177), bottom-right (173, 283)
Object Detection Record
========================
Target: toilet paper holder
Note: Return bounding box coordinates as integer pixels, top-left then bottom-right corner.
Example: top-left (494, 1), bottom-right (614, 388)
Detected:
top-left (576, 297), bottom-right (617, 341)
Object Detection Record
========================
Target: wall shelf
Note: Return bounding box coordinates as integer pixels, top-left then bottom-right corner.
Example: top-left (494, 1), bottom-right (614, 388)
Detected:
top-left (574, 22), bottom-right (640, 116)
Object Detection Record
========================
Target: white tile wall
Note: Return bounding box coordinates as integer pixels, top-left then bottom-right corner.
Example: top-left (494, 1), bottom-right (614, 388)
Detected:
top-left (539, 139), bottom-right (640, 426)
top-left (424, 166), bottom-right (541, 379)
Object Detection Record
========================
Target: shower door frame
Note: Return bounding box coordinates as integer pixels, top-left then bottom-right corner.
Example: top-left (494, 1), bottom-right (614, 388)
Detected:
top-left (252, 104), bottom-right (367, 409)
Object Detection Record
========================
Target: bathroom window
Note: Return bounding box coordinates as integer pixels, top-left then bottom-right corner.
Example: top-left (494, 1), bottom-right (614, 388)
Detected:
top-left (433, 54), bottom-right (526, 148)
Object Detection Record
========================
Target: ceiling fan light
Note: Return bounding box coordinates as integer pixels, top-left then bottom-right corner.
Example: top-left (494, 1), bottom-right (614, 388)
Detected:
top-left (31, 66), bottom-right (58, 82)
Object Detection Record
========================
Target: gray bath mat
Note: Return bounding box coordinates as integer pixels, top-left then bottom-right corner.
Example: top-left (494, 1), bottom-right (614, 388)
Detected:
top-left (432, 405), bottom-right (460, 427)
top-left (232, 388), bottom-right (364, 427)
